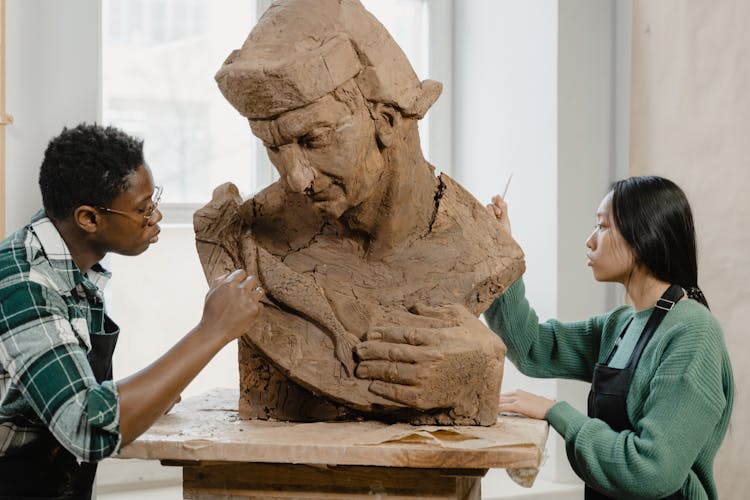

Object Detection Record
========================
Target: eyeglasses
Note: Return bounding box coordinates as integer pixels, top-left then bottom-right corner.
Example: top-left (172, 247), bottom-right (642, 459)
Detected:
top-left (97, 185), bottom-right (163, 225)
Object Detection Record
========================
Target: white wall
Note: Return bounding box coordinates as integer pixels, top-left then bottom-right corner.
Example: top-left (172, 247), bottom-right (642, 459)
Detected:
top-left (107, 226), bottom-right (238, 397)
top-left (5, 1), bottom-right (631, 497)
top-left (453, 0), bottom-right (626, 489)
top-left (453, 3), bottom-right (562, 484)
top-left (6, 0), bottom-right (100, 230)
top-left (5, 0), bottom-right (238, 400)
top-left (629, 2), bottom-right (748, 497)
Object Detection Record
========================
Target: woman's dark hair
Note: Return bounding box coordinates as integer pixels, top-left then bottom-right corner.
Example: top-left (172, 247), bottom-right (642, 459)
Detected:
top-left (611, 176), bottom-right (709, 309)
top-left (39, 123), bottom-right (145, 220)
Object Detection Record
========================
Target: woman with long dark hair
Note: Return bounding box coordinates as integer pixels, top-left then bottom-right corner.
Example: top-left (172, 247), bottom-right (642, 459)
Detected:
top-left (486, 176), bottom-right (733, 499)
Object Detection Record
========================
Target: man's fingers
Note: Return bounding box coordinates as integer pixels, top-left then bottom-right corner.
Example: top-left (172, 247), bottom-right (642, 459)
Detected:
top-left (238, 274), bottom-right (258, 290)
top-left (210, 271), bottom-right (230, 290)
top-left (356, 341), bottom-right (442, 363)
top-left (356, 361), bottom-right (421, 385)
top-left (226, 268), bottom-right (248, 283)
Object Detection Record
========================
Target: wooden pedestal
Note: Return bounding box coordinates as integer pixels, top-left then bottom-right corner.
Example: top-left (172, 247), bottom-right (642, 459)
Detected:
top-left (176, 462), bottom-right (484, 499)
top-left (118, 389), bottom-right (548, 499)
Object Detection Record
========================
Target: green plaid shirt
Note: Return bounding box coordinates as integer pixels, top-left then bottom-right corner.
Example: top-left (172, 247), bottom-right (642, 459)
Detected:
top-left (0, 210), bottom-right (120, 462)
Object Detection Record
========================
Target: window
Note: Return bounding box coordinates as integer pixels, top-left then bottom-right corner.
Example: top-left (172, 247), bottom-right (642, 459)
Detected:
top-left (102, 0), bottom-right (258, 209)
top-left (101, 0), bottom-right (435, 220)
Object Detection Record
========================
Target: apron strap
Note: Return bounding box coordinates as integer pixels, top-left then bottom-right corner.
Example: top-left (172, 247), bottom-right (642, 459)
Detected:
top-left (624, 284), bottom-right (684, 371)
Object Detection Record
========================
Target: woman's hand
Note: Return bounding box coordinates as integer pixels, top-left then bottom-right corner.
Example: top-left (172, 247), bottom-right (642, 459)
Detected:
top-left (487, 194), bottom-right (512, 235)
top-left (499, 389), bottom-right (555, 420)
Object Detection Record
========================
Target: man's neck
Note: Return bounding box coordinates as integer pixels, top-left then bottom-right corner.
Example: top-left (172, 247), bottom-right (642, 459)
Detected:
top-left (51, 218), bottom-right (105, 274)
top-left (344, 124), bottom-right (439, 258)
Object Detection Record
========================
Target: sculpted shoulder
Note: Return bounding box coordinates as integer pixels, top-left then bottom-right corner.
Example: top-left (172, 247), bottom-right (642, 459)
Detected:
top-left (397, 173), bottom-right (526, 315)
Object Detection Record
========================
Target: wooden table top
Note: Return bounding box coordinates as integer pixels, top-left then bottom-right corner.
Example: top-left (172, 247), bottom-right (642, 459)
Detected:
top-left (118, 388), bottom-right (549, 471)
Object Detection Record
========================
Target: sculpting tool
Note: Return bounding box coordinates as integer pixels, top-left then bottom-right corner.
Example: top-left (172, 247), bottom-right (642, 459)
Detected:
top-left (502, 172), bottom-right (513, 198)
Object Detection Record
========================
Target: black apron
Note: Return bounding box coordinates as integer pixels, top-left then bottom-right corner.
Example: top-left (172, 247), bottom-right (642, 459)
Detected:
top-left (585, 285), bottom-right (684, 500)
top-left (0, 314), bottom-right (119, 500)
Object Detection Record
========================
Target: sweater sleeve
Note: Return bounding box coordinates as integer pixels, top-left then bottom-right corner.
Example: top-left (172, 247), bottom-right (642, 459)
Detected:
top-left (483, 278), bottom-right (606, 382)
top-left (545, 315), bottom-right (728, 499)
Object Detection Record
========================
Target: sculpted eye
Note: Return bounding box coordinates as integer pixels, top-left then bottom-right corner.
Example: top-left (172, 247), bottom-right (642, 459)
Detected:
top-left (299, 127), bottom-right (333, 148)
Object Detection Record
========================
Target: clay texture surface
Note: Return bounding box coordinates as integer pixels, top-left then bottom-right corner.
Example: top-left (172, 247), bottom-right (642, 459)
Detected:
top-left (195, 0), bottom-right (524, 425)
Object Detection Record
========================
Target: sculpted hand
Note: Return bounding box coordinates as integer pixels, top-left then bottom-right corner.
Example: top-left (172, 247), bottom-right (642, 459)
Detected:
top-left (499, 389), bottom-right (555, 420)
top-left (200, 269), bottom-right (262, 344)
top-left (355, 303), bottom-right (506, 424)
top-left (487, 194), bottom-right (512, 235)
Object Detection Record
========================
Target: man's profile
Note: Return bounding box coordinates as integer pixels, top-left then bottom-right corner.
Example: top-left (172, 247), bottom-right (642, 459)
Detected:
top-left (195, 0), bottom-right (524, 425)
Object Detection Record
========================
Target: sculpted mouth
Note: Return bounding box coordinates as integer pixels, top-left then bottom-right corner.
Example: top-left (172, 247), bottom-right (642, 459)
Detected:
top-left (305, 178), bottom-right (342, 201)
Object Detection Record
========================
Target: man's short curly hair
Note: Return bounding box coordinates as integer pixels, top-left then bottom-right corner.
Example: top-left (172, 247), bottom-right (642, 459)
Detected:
top-left (39, 123), bottom-right (145, 220)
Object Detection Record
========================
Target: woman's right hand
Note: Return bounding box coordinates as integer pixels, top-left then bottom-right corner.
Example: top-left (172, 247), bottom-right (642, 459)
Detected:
top-left (487, 194), bottom-right (512, 235)
top-left (201, 269), bottom-right (262, 344)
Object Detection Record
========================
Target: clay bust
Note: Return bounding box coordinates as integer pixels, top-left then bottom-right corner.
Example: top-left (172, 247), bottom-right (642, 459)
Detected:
top-left (195, 0), bottom-right (524, 425)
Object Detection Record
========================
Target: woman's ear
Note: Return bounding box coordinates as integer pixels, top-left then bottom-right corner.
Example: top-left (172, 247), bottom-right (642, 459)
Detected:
top-left (373, 103), bottom-right (400, 149)
top-left (74, 206), bottom-right (100, 234)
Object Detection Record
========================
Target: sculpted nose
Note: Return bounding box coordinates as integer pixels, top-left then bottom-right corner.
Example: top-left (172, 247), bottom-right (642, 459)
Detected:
top-left (279, 145), bottom-right (315, 193)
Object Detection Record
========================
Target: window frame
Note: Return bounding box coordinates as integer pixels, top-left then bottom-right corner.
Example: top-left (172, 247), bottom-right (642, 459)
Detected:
top-left (150, 0), bottom-right (453, 225)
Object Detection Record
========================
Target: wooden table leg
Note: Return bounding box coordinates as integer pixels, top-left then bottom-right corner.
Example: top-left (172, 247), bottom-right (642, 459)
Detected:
top-left (179, 462), bottom-right (487, 499)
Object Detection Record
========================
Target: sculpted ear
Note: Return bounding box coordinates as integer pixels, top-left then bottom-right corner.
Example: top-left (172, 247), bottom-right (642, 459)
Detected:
top-left (373, 103), bottom-right (401, 149)
top-left (74, 206), bottom-right (100, 234)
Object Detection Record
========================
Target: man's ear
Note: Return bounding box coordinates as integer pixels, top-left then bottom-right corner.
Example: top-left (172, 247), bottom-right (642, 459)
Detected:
top-left (373, 103), bottom-right (400, 149)
top-left (74, 206), bottom-right (100, 234)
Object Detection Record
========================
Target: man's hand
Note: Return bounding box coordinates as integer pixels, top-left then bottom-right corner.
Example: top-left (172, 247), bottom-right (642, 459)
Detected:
top-left (200, 269), bottom-right (263, 344)
top-left (499, 389), bottom-right (555, 420)
top-left (355, 303), bottom-right (506, 424)
top-left (164, 394), bottom-right (181, 414)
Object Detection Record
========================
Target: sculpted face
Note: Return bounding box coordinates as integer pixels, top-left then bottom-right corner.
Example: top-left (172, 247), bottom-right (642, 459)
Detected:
top-left (250, 92), bottom-right (386, 219)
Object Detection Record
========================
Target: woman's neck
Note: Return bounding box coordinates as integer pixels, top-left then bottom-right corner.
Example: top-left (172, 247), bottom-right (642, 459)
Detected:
top-left (624, 268), bottom-right (672, 312)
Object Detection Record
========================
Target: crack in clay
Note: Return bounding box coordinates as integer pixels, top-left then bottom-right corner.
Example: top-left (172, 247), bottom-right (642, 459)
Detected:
top-left (427, 176), bottom-right (446, 235)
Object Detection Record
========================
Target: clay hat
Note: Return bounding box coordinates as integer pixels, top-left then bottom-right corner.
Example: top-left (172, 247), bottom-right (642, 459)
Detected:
top-left (215, 0), bottom-right (442, 120)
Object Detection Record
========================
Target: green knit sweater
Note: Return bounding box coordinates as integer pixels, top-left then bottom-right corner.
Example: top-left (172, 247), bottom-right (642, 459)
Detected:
top-left (484, 278), bottom-right (734, 500)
